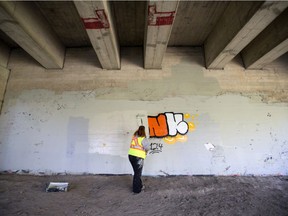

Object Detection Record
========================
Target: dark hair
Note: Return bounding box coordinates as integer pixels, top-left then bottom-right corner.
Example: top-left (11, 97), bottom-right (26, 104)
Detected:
top-left (134, 126), bottom-right (146, 137)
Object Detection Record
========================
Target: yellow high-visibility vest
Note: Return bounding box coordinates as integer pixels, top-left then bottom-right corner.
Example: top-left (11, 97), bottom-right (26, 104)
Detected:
top-left (128, 136), bottom-right (146, 159)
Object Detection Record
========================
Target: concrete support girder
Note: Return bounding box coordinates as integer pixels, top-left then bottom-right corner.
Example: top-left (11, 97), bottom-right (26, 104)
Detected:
top-left (74, 1), bottom-right (120, 70)
top-left (144, 0), bottom-right (179, 69)
top-left (242, 8), bottom-right (288, 69)
top-left (0, 41), bottom-right (10, 113)
top-left (0, 40), bottom-right (10, 68)
top-left (204, 1), bottom-right (288, 69)
top-left (0, 1), bottom-right (65, 69)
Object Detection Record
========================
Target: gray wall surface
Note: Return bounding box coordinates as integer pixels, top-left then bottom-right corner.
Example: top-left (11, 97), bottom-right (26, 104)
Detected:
top-left (0, 47), bottom-right (287, 175)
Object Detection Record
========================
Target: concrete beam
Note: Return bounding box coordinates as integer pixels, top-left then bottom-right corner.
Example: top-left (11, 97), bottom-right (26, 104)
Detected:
top-left (0, 65), bottom-right (9, 113)
top-left (0, 1), bottom-right (65, 69)
top-left (242, 8), bottom-right (288, 69)
top-left (74, 0), bottom-right (120, 70)
top-left (0, 41), bottom-right (10, 113)
top-left (0, 40), bottom-right (10, 68)
top-left (144, 0), bottom-right (179, 69)
top-left (205, 1), bottom-right (288, 69)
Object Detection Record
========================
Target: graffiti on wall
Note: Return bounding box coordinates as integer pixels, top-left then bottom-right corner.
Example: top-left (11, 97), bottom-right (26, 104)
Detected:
top-left (148, 5), bottom-right (176, 26)
top-left (82, 9), bottom-right (110, 29)
top-left (149, 142), bottom-right (164, 154)
top-left (148, 112), bottom-right (197, 145)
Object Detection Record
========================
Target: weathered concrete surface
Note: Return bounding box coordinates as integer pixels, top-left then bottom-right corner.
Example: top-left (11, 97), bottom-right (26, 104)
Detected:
top-left (242, 8), bottom-right (288, 69)
top-left (205, 1), bottom-right (288, 69)
top-left (0, 66), bottom-right (9, 113)
top-left (144, 0), bottom-right (179, 69)
top-left (0, 47), bottom-right (287, 176)
top-left (112, 1), bottom-right (146, 46)
top-left (0, 1), bottom-right (65, 69)
top-left (0, 41), bottom-right (10, 68)
top-left (0, 41), bottom-right (10, 113)
top-left (74, 0), bottom-right (120, 69)
top-left (7, 47), bottom-right (288, 103)
top-left (36, 1), bottom-right (91, 47)
top-left (169, 1), bottom-right (229, 46)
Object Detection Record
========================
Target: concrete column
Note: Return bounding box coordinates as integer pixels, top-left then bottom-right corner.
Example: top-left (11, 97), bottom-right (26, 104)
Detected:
top-left (242, 8), bottom-right (288, 69)
top-left (0, 41), bottom-right (10, 113)
top-left (0, 1), bottom-right (65, 69)
top-left (144, 0), bottom-right (179, 69)
top-left (74, 0), bottom-right (120, 70)
top-left (204, 1), bottom-right (288, 69)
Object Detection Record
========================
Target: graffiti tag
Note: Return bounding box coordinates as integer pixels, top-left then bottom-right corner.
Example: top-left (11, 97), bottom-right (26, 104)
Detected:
top-left (148, 112), bottom-right (197, 145)
top-left (149, 142), bottom-right (163, 154)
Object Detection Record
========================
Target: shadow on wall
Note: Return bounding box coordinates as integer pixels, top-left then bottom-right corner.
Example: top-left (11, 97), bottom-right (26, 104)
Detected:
top-left (121, 47), bottom-right (144, 68)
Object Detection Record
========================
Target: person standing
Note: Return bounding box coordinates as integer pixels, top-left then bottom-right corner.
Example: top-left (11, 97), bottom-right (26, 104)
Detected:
top-left (128, 125), bottom-right (150, 193)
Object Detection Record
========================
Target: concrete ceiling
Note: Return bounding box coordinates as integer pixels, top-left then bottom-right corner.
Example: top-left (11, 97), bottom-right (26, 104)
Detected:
top-left (1, 1), bottom-right (230, 47)
top-left (0, 1), bottom-right (287, 70)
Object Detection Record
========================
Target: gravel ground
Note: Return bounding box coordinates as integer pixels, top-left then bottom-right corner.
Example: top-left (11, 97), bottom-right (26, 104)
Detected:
top-left (0, 174), bottom-right (288, 216)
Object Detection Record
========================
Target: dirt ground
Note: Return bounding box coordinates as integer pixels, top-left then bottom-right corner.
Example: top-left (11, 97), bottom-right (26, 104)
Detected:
top-left (0, 174), bottom-right (287, 216)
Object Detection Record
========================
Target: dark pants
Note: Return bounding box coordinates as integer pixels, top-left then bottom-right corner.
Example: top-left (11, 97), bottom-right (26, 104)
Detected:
top-left (128, 155), bottom-right (144, 193)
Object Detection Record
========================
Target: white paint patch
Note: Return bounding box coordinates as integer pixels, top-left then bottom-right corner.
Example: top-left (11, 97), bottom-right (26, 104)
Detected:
top-left (204, 142), bottom-right (215, 151)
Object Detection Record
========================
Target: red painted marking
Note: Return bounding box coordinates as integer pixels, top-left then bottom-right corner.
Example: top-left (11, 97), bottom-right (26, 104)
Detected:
top-left (148, 5), bottom-right (175, 26)
top-left (82, 9), bottom-right (110, 29)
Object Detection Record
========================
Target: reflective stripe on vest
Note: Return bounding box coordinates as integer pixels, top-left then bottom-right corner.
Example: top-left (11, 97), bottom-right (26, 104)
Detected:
top-left (128, 136), bottom-right (146, 159)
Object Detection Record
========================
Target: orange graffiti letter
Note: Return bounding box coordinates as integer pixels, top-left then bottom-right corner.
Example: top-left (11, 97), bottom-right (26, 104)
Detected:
top-left (148, 114), bottom-right (168, 137)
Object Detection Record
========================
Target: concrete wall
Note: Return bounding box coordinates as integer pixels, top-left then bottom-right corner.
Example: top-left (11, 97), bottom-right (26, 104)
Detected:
top-left (0, 47), bottom-right (287, 175)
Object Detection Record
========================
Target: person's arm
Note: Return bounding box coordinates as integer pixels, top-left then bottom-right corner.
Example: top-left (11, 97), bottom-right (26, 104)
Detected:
top-left (142, 138), bottom-right (150, 152)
